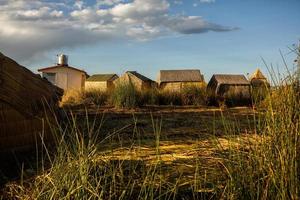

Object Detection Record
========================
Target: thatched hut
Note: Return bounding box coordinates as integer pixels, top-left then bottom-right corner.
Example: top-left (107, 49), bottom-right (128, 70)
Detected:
top-left (207, 74), bottom-right (251, 106)
top-left (157, 69), bottom-right (205, 91)
top-left (114, 71), bottom-right (156, 90)
top-left (249, 69), bottom-right (270, 101)
top-left (0, 52), bottom-right (63, 152)
top-left (85, 74), bottom-right (119, 91)
top-left (250, 69), bottom-right (269, 87)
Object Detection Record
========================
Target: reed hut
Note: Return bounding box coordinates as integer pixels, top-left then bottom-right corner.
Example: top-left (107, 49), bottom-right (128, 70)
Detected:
top-left (207, 74), bottom-right (251, 106)
top-left (249, 69), bottom-right (270, 88)
top-left (0, 52), bottom-right (63, 152)
top-left (157, 69), bottom-right (205, 91)
top-left (85, 74), bottom-right (119, 91)
top-left (250, 69), bottom-right (270, 101)
top-left (114, 71), bottom-right (156, 90)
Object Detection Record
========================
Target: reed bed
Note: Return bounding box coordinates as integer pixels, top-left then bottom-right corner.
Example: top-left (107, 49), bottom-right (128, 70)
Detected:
top-left (61, 84), bottom-right (208, 108)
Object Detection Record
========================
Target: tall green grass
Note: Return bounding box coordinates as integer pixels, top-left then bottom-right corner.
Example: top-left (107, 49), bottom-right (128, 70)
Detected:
top-left (110, 82), bottom-right (139, 108)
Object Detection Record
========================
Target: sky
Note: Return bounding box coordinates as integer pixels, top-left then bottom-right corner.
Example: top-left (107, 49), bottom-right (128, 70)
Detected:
top-left (0, 0), bottom-right (299, 81)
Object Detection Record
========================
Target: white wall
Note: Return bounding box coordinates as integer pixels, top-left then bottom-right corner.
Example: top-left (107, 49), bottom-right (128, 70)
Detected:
top-left (41, 67), bottom-right (85, 91)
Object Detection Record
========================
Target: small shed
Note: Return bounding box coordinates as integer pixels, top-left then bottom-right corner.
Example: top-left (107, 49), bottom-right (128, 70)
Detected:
top-left (250, 69), bottom-right (270, 88)
top-left (38, 54), bottom-right (87, 91)
top-left (157, 69), bottom-right (205, 91)
top-left (250, 69), bottom-right (270, 101)
top-left (207, 74), bottom-right (251, 106)
top-left (0, 52), bottom-right (63, 152)
top-left (114, 71), bottom-right (156, 90)
top-left (85, 74), bottom-right (119, 91)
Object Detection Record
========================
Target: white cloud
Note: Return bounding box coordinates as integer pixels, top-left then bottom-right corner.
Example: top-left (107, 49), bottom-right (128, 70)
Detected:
top-left (74, 1), bottom-right (84, 10)
top-left (199, 0), bottom-right (216, 3)
top-left (14, 6), bottom-right (64, 20)
top-left (0, 0), bottom-right (236, 61)
top-left (50, 10), bottom-right (63, 17)
top-left (173, 0), bottom-right (183, 5)
top-left (97, 0), bottom-right (124, 6)
top-left (127, 24), bottom-right (163, 41)
top-left (110, 0), bottom-right (169, 18)
top-left (165, 16), bottom-right (238, 34)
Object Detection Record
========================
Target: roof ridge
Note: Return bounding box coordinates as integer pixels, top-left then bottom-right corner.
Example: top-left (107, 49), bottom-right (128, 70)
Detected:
top-left (211, 74), bottom-right (250, 85)
top-left (159, 69), bottom-right (203, 83)
top-left (126, 71), bottom-right (153, 81)
top-left (250, 68), bottom-right (266, 80)
top-left (86, 74), bottom-right (118, 81)
top-left (38, 65), bottom-right (87, 74)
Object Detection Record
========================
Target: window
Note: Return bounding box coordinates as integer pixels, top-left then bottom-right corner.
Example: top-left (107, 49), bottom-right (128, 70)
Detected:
top-left (43, 72), bottom-right (56, 85)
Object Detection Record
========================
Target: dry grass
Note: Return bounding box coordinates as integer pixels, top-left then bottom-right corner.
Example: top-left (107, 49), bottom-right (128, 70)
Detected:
top-left (60, 84), bottom-right (208, 108)
top-left (1, 107), bottom-right (257, 199)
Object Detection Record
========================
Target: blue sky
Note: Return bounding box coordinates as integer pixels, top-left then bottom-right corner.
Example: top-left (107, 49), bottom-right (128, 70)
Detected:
top-left (0, 0), bottom-right (299, 81)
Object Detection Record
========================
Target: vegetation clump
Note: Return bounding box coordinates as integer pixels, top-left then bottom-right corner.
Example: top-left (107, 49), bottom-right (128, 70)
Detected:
top-left (181, 85), bottom-right (207, 106)
top-left (61, 84), bottom-right (208, 107)
top-left (60, 89), bottom-right (86, 106)
top-left (110, 82), bottom-right (139, 108)
top-left (85, 89), bottom-right (109, 106)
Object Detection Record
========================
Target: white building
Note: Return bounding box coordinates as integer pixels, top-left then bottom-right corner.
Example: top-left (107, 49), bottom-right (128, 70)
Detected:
top-left (38, 54), bottom-right (87, 91)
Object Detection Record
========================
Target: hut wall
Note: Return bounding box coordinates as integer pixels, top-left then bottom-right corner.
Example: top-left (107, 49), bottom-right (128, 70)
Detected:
top-left (107, 81), bottom-right (115, 90)
top-left (219, 85), bottom-right (251, 100)
top-left (85, 81), bottom-right (117, 92)
top-left (114, 73), bottom-right (155, 91)
top-left (114, 74), bottom-right (143, 90)
top-left (160, 82), bottom-right (204, 92)
top-left (41, 67), bottom-right (85, 91)
top-left (251, 79), bottom-right (270, 101)
top-left (85, 81), bottom-right (107, 91)
top-left (141, 81), bottom-right (156, 90)
top-left (251, 79), bottom-right (270, 88)
top-left (128, 74), bottom-right (144, 90)
top-left (0, 102), bottom-right (54, 152)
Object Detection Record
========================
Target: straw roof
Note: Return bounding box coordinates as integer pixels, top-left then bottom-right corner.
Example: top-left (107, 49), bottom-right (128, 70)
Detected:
top-left (212, 74), bottom-right (250, 85)
top-left (158, 69), bottom-right (204, 83)
top-left (250, 69), bottom-right (267, 80)
top-left (0, 52), bottom-right (63, 117)
top-left (127, 71), bottom-right (153, 82)
top-left (86, 74), bottom-right (118, 82)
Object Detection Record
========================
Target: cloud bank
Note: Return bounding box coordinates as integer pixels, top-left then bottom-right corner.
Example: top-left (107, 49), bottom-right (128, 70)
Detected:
top-left (0, 0), bottom-right (237, 61)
